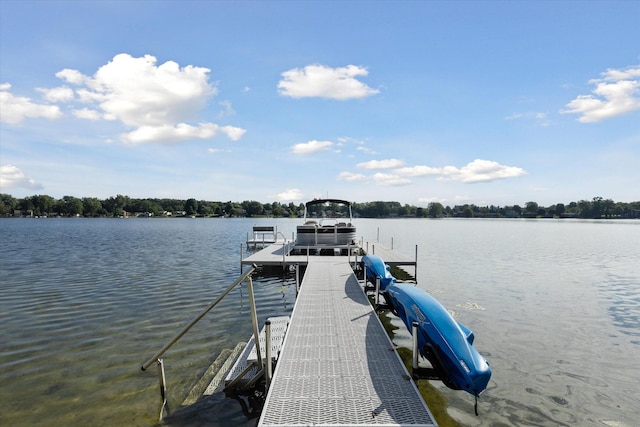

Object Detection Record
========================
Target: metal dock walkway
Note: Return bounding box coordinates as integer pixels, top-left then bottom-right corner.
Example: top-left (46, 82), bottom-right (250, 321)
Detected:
top-left (242, 241), bottom-right (416, 269)
top-left (258, 258), bottom-right (436, 426)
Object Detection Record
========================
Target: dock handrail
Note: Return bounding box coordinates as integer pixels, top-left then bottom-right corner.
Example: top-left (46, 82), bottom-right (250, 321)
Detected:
top-left (141, 264), bottom-right (257, 371)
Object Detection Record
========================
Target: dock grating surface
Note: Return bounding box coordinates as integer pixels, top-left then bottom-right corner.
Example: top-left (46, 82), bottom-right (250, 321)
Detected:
top-left (258, 259), bottom-right (436, 426)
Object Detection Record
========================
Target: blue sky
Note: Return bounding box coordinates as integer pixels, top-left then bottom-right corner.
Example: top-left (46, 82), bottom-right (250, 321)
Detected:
top-left (1, 1), bottom-right (639, 207)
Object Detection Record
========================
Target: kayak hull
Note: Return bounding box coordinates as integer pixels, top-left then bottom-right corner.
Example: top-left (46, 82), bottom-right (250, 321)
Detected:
top-left (385, 283), bottom-right (491, 397)
top-left (362, 254), bottom-right (396, 290)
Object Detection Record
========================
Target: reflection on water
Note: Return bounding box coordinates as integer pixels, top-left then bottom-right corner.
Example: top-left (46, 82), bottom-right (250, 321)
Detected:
top-left (601, 274), bottom-right (640, 345)
top-left (1, 217), bottom-right (639, 426)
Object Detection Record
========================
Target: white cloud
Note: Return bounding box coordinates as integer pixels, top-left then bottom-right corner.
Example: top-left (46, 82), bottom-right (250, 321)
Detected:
top-left (504, 111), bottom-right (551, 127)
top-left (121, 123), bottom-right (246, 144)
top-left (535, 112), bottom-right (550, 127)
top-left (504, 113), bottom-right (523, 120)
top-left (291, 140), bottom-right (334, 155)
top-left (337, 172), bottom-right (368, 182)
top-left (563, 65), bottom-right (640, 122)
top-left (357, 159), bottom-right (405, 170)
top-left (275, 189), bottom-right (304, 202)
top-left (278, 64), bottom-right (379, 100)
top-left (53, 53), bottom-right (246, 144)
top-left (208, 148), bottom-right (230, 154)
top-left (37, 86), bottom-right (74, 102)
top-left (339, 159), bottom-right (525, 188)
top-left (72, 108), bottom-right (101, 120)
top-left (597, 66), bottom-right (640, 82)
top-left (221, 125), bottom-right (247, 141)
top-left (437, 159), bottom-right (526, 183)
top-left (395, 165), bottom-right (442, 177)
top-left (217, 100), bottom-right (236, 118)
top-left (356, 146), bottom-right (377, 155)
top-left (56, 68), bottom-right (87, 85)
top-left (0, 165), bottom-right (43, 191)
top-left (0, 83), bottom-right (63, 124)
top-left (372, 173), bottom-right (411, 186)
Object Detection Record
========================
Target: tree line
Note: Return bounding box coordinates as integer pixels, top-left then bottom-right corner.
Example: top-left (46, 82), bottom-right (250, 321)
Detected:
top-left (1, 193), bottom-right (638, 219)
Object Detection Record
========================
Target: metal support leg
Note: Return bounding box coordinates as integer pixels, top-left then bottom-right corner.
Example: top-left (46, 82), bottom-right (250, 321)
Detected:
top-left (157, 358), bottom-right (169, 421)
top-left (265, 320), bottom-right (272, 390)
top-left (246, 276), bottom-right (262, 366)
top-left (412, 322), bottom-right (419, 372)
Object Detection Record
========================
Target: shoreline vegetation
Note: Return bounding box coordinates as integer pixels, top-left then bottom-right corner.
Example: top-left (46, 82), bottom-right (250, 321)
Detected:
top-left (1, 193), bottom-right (639, 220)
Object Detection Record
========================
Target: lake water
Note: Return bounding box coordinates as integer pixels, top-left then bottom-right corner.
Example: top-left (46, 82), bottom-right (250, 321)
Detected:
top-left (1, 217), bottom-right (638, 426)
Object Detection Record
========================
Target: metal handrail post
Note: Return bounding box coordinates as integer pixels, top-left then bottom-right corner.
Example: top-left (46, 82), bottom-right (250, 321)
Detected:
top-left (246, 275), bottom-right (262, 366)
top-left (157, 358), bottom-right (169, 421)
top-left (141, 265), bottom-right (256, 371)
top-left (265, 320), bottom-right (272, 389)
top-left (375, 276), bottom-right (380, 306)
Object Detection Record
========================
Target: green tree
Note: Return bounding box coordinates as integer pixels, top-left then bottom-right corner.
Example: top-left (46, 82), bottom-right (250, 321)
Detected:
top-left (129, 199), bottom-right (160, 215)
top-left (57, 196), bottom-right (83, 216)
top-left (185, 198), bottom-right (198, 215)
top-left (525, 201), bottom-right (538, 215)
top-left (271, 202), bottom-right (284, 217)
top-left (0, 194), bottom-right (17, 215)
top-left (27, 194), bottom-right (55, 216)
top-left (591, 196), bottom-right (604, 219)
top-left (577, 199), bottom-right (592, 218)
top-left (197, 200), bottom-right (213, 216)
top-left (602, 198), bottom-right (615, 219)
top-left (512, 205), bottom-right (522, 216)
top-left (242, 200), bottom-right (264, 217)
top-left (427, 202), bottom-right (444, 218)
top-left (103, 194), bottom-right (129, 216)
top-left (224, 201), bottom-right (236, 217)
top-left (82, 197), bottom-right (103, 217)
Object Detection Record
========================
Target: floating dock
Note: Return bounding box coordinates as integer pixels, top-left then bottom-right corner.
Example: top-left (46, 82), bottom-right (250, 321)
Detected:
top-left (243, 242), bottom-right (436, 426)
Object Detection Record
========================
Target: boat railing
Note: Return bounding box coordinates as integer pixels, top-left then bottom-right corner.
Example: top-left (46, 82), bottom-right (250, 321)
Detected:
top-left (140, 264), bottom-right (263, 421)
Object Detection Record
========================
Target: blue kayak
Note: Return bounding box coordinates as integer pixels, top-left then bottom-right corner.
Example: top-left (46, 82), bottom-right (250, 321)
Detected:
top-left (362, 254), bottom-right (491, 399)
top-left (385, 283), bottom-right (491, 397)
top-left (362, 254), bottom-right (396, 290)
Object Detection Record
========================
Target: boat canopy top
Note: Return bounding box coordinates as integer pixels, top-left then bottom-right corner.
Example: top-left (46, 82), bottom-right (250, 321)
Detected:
top-left (304, 199), bottom-right (351, 208)
top-left (303, 199), bottom-right (353, 221)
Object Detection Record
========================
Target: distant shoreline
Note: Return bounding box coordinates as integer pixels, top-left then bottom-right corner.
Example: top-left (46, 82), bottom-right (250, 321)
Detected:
top-left (2, 194), bottom-right (639, 220)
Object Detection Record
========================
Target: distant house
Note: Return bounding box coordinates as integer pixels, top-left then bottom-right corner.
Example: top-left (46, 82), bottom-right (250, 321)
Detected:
top-left (13, 209), bottom-right (33, 217)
